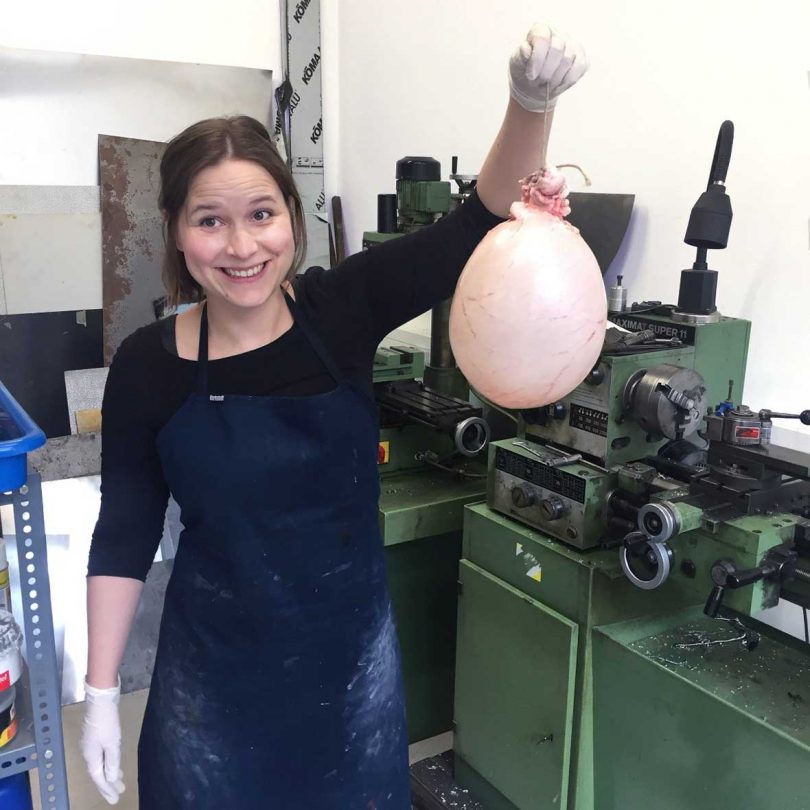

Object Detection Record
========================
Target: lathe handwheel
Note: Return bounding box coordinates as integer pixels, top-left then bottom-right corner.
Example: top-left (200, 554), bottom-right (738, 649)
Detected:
top-left (620, 535), bottom-right (672, 590)
top-left (638, 502), bottom-right (678, 542)
top-left (454, 416), bottom-right (491, 457)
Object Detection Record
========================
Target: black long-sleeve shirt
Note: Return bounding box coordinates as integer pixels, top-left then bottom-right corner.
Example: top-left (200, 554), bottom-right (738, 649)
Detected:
top-left (88, 190), bottom-right (503, 580)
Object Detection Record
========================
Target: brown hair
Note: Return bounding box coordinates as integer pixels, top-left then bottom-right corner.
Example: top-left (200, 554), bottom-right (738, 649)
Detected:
top-left (159, 116), bottom-right (307, 307)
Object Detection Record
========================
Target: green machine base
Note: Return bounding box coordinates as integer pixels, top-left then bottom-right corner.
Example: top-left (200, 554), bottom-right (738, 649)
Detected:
top-left (454, 504), bottom-right (810, 808)
top-left (592, 607), bottom-right (810, 810)
top-left (379, 467), bottom-right (486, 743)
top-left (454, 503), bottom-right (713, 809)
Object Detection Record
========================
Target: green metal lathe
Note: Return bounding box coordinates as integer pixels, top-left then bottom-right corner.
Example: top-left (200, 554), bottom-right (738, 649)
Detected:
top-left (449, 123), bottom-right (810, 809)
top-left (374, 156), bottom-right (640, 750)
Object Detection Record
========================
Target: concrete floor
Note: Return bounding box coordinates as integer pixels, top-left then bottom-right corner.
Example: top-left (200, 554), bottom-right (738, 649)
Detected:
top-left (29, 690), bottom-right (453, 809)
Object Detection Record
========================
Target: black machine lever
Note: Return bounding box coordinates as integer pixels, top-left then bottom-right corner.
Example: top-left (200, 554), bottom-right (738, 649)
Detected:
top-left (704, 585), bottom-right (726, 619)
top-left (678, 120), bottom-right (735, 316)
top-left (758, 409), bottom-right (810, 426)
top-left (707, 120), bottom-right (734, 188)
top-left (726, 564), bottom-right (777, 589)
top-left (704, 545), bottom-right (797, 618)
top-left (705, 559), bottom-right (736, 618)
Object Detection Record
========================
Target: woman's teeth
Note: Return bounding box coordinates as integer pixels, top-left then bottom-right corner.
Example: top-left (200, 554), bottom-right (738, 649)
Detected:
top-left (222, 263), bottom-right (265, 278)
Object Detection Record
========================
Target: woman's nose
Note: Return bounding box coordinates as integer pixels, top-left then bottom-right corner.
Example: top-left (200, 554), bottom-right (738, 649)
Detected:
top-left (225, 224), bottom-right (257, 259)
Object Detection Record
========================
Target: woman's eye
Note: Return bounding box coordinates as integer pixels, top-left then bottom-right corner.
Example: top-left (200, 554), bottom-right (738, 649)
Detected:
top-left (200, 216), bottom-right (218, 227)
top-left (253, 209), bottom-right (272, 222)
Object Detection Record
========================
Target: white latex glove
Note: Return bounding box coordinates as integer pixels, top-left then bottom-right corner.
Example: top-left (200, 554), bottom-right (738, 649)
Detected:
top-left (509, 23), bottom-right (589, 113)
top-left (80, 679), bottom-right (126, 805)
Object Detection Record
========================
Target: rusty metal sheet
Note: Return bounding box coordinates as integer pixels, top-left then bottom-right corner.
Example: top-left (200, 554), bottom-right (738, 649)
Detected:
top-left (99, 135), bottom-right (167, 364)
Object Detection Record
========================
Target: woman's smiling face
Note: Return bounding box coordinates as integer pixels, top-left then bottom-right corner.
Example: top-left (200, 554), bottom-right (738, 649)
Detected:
top-left (175, 158), bottom-right (295, 311)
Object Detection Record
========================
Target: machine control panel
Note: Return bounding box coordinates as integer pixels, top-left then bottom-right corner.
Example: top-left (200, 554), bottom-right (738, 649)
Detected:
top-left (488, 444), bottom-right (608, 549)
top-left (494, 448), bottom-right (587, 502)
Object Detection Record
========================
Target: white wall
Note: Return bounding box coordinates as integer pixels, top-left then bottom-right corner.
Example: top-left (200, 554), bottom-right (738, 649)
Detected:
top-left (1, 1), bottom-right (283, 185)
top-left (1, 1), bottom-right (280, 69)
top-left (4, 0), bottom-right (810, 423)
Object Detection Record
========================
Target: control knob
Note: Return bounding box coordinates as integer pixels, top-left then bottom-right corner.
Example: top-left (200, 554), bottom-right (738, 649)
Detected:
top-left (511, 483), bottom-right (537, 509)
top-left (586, 366), bottom-right (605, 386)
top-left (540, 495), bottom-right (569, 521)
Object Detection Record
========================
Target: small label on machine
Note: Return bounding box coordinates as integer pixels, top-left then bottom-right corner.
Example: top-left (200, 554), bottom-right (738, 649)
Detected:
top-left (377, 442), bottom-right (390, 464)
top-left (569, 404), bottom-right (609, 437)
top-left (516, 543), bottom-right (543, 582)
top-left (609, 315), bottom-right (697, 344)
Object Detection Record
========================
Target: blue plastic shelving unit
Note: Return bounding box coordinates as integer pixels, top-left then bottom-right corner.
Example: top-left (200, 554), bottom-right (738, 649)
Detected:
top-left (0, 380), bottom-right (70, 809)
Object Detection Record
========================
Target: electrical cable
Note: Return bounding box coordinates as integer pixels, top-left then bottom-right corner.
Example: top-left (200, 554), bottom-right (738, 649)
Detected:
top-left (612, 304), bottom-right (677, 316)
top-left (469, 387), bottom-right (518, 424)
top-left (415, 451), bottom-right (487, 479)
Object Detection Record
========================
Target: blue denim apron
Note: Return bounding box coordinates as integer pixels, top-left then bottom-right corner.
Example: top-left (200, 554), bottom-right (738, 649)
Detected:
top-left (137, 293), bottom-right (410, 809)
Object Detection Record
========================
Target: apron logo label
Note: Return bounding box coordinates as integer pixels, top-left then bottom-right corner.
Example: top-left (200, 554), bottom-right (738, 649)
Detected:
top-left (209, 395), bottom-right (225, 402)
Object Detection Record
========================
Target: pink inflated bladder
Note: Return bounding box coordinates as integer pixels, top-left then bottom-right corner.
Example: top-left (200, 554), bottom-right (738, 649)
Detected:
top-left (449, 167), bottom-right (606, 409)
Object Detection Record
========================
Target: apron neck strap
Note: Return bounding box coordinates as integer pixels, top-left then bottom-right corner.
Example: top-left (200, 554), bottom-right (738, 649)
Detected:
top-left (196, 303), bottom-right (210, 394)
top-left (282, 290), bottom-right (345, 385)
top-left (195, 290), bottom-right (345, 395)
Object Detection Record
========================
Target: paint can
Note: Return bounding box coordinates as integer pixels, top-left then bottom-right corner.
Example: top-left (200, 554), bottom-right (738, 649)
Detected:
top-left (0, 539), bottom-right (10, 612)
top-left (0, 684), bottom-right (17, 748)
top-left (0, 609), bottom-right (23, 692)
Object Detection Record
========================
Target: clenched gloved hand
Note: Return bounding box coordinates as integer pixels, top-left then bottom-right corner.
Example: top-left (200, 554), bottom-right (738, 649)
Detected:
top-left (509, 23), bottom-right (589, 113)
top-left (80, 679), bottom-right (126, 805)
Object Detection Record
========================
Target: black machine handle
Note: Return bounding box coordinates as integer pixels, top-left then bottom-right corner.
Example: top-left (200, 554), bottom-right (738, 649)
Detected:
top-left (704, 558), bottom-right (736, 617)
top-left (726, 565), bottom-right (773, 589)
top-left (758, 409), bottom-right (810, 426)
top-left (704, 585), bottom-right (726, 618)
top-left (704, 545), bottom-right (797, 617)
top-left (705, 564), bottom-right (769, 617)
top-left (708, 120), bottom-right (734, 188)
top-left (679, 120), bottom-right (735, 313)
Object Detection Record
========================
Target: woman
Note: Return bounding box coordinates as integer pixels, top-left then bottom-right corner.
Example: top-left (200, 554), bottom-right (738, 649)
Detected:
top-left (80, 23), bottom-right (588, 809)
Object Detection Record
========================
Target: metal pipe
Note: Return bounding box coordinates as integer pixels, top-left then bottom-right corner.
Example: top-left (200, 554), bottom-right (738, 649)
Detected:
top-left (430, 299), bottom-right (455, 369)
